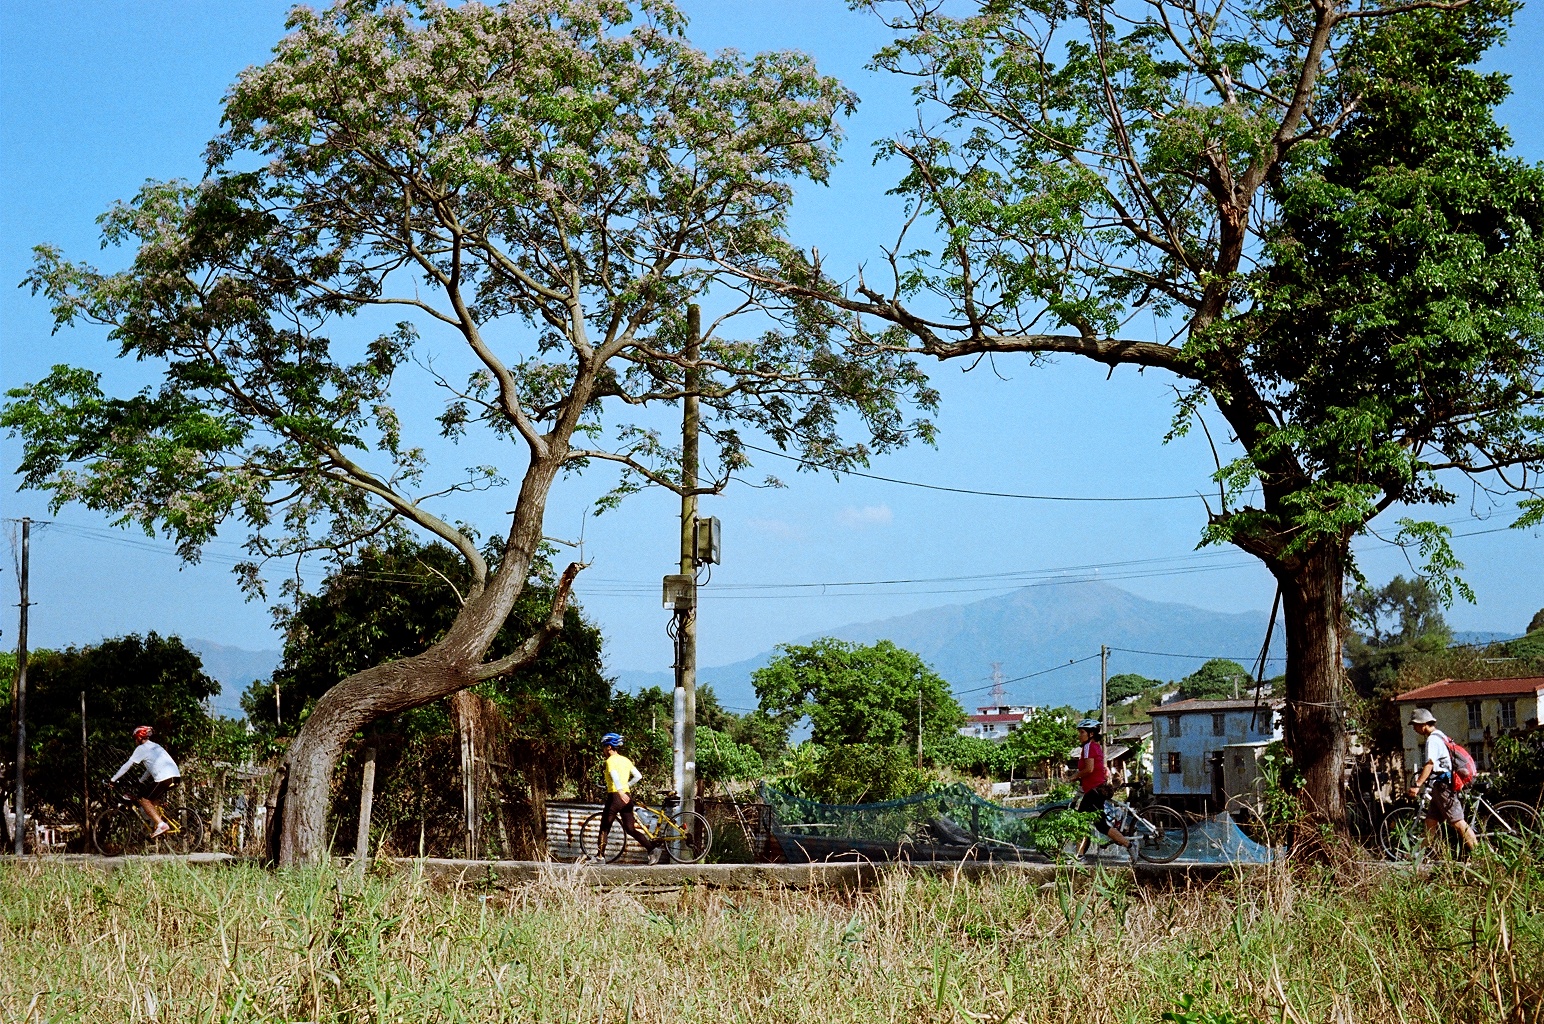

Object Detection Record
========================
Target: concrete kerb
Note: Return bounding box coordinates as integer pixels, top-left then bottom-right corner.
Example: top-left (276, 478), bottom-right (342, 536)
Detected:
top-left (8, 853), bottom-right (1276, 889)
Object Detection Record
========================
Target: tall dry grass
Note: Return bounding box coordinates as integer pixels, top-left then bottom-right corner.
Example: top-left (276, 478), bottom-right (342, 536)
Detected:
top-left (2, 852), bottom-right (1539, 1023)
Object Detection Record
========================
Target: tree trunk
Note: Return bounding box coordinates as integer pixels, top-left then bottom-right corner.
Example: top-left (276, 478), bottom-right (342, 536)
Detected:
top-left (272, 454), bottom-right (577, 866)
top-left (1277, 539), bottom-right (1350, 826)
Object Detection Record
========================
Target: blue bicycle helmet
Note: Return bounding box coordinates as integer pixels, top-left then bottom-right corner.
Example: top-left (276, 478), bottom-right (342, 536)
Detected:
top-left (1077, 718), bottom-right (1103, 731)
top-left (601, 732), bottom-right (624, 748)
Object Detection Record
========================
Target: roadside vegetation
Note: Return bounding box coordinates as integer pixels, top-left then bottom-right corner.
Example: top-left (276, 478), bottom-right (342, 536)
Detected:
top-left (2, 852), bottom-right (1538, 1024)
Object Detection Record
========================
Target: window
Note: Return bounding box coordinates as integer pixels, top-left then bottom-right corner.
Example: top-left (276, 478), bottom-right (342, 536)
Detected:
top-left (1255, 712), bottom-right (1274, 735)
top-left (1500, 700), bottom-right (1518, 730)
top-left (1167, 716), bottom-right (1180, 737)
top-left (1212, 713), bottom-right (1227, 736)
top-left (1167, 752), bottom-right (1182, 774)
top-left (1467, 701), bottom-right (1483, 730)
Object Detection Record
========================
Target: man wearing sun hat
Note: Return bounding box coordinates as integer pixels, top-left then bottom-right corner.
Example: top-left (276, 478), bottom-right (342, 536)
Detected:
top-left (1406, 708), bottom-right (1477, 853)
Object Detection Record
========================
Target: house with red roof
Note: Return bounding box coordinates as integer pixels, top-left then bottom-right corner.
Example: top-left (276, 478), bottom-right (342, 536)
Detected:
top-left (1392, 677), bottom-right (1543, 774)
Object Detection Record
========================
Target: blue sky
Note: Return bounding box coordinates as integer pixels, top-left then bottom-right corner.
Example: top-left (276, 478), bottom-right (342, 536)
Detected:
top-left (2, 0), bottom-right (1541, 689)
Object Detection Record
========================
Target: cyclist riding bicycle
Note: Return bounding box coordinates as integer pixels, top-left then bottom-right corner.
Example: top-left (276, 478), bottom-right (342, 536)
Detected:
top-left (108, 726), bottom-right (183, 839)
top-left (595, 733), bottom-right (663, 865)
top-left (1072, 719), bottom-right (1136, 863)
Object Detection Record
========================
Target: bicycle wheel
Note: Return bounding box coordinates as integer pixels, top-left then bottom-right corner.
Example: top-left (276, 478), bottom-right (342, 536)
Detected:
top-left (662, 811), bottom-right (712, 864)
top-left (1477, 801), bottom-right (1539, 851)
top-left (157, 807), bottom-right (204, 855)
top-left (1378, 806), bottom-right (1424, 862)
top-left (578, 812), bottom-right (628, 863)
top-left (1134, 805), bottom-right (1188, 863)
top-left (94, 806), bottom-right (148, 857)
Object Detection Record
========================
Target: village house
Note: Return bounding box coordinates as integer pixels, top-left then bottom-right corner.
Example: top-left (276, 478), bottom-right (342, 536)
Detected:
top-left (958, 704), bottom-right (1038, 741)
top-left (1149, 698), bottom-right (1284, 808)
top-left (1392, 676), bottom-right (1543, 775)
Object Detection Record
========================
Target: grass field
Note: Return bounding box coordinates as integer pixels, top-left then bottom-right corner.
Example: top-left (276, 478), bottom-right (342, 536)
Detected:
top-left (2, 852), bottom-right (1539, 1023)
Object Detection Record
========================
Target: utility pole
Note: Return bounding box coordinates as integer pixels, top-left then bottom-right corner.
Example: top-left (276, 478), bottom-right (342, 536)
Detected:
top-left (675, 303), bottom-right (701, 818)
top-left (12, 517), bottom-right (31, 856)
top-left (1099, 644), bottom-right (1109, 736)
top-left (917, 688), bottom-right (923, 768)
top-left (80, 691), bottom-right (89, 834)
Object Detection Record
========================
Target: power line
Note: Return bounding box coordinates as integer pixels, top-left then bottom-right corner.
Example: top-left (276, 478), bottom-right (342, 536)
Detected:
top-left (739, 442), bottom-right (1208, 502)
top-left (951, 653), bottom-right (1103, 698)
top-left (1107, 646), bottom-right (1285, 663)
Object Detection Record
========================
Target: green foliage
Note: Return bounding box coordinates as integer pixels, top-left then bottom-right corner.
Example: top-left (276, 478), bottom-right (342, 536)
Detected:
top-left (1503, 631), bottom-right (1544, 663)
top-left (1529, 609), bottom-right (1544, 635)
top-left (245, 539), bottom-right (612, 846)
top-left (1178, 660), bottom-right (1251, 701)
top-left (778, 742), bottom-right (930, 804)
top-left (697, 685), bottom-right (790, 765)
top-left (1492, 732), bottom-right (1544, 805)
top-left (1346, 576), bottom-right (1456, 751)
top-left (752, 638), bottom-right (963, 747)
top-left (2, 0), bottom-right (932, 609)
top-left (1107, 673), bottom-right (1160, 704)
top-left (6, 634), bottom-right (220, 811)
top-left (1000, 707), bottom-right (1079, 776)
top-left (926, 734), bottom-right (1011, 779)
top-left (695, 726), bottom-right (764, 786)
top-left (1254, 741), bottom-right (1304, 836)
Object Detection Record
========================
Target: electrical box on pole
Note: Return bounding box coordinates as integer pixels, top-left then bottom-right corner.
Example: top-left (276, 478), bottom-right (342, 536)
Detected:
top-left (662, 574), bottom-right (695, 610)
top-left (693, 517), bottom-right (721, 566)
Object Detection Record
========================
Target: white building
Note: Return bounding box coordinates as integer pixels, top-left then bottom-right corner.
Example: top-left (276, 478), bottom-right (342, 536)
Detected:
top-left (958, 704), bottom-right (1039, 741)
top-left (1149, 698), bottom-right (1283, 803)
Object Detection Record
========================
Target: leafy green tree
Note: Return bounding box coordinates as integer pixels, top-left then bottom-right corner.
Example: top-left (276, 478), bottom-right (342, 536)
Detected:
top-left (753, 638), bottom-right (963, 747)
top-left (1346, 576), bottom-right (1453, 751)
top-left (1179, 660), bottom-right (1252, 701)
top-left (926, 734), bottom-right (1008, 779)
top-left (6, 635), bottom-right (218, 813)
top-left (1528, 609), bottom-right (1544, 635)
top-left (3, 1), bottom-right (932, 864)
top-left (1107, 673), bottom-right (1161, 705)
top-left (1000, 707), bottom-right (1079, 779)
top-left (697, 685), bottom-right (790, 765)
top-left (695, 727), bottom-right (764, 788)
top-left (747, 0), bottom-right (1544, 823)
top-left (780, 742), bottom-right (929, 804)
top-left (247, 539), bottom-right (611, 849)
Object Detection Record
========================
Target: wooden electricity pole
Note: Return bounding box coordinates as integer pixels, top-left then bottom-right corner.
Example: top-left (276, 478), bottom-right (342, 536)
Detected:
top-left (1100, 644), bottom-right (1109, 736)
top-left (12, 517), bottom-right (31, 856)
top-left (674, 304), bottom-right (701, 818)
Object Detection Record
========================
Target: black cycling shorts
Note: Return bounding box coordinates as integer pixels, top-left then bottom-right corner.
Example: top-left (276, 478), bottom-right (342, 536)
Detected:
top-left (1078, 786), bottom-right (1114, 832)
top-left (137, 777), bottom-right (181, 803)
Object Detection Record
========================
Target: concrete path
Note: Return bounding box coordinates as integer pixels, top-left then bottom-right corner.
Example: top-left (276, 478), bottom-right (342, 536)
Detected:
top-left (10, 853), bottom-right (1270, 889)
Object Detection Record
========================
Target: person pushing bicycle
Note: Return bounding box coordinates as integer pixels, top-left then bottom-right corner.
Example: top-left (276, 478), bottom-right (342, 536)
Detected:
top-left (109, 726), bottom-right (183, 839)
top-left (1073, 718), bottom-right (1136, 863)
top-left (595, 733), bottom-right (663, 865)
top-left (1406, 708), bottom-right (1478, 854)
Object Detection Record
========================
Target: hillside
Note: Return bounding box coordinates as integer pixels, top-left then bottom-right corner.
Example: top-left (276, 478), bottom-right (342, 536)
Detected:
top-left (614, 581), bottom-right (1286, 712)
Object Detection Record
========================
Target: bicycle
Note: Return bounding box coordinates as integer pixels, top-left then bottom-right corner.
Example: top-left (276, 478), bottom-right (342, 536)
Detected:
top-left (1035, 795), bottom-right (1190, 863)
top-left (1378, 779), bottom-right (1538, 861)
top-left (93, 782), bottom-right (204, 856)
top-left (578, 796), bottom-right (712, 864)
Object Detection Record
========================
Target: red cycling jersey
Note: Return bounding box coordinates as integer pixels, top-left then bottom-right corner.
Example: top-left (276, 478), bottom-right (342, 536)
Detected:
top-left (1079, 740), bottom-right (1107, 793)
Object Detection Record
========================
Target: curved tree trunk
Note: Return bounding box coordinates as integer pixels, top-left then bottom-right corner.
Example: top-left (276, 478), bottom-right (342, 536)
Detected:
top-left (273, 457), bottom-right (578, 866)
top-left (1276, 539), bottom-right (1350, 826)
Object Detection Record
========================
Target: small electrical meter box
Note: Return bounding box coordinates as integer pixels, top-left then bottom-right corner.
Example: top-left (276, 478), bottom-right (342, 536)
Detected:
top-left (694, 516), bottom-right (721, 565)
top-left (662, 574), bottom-right (695, 609)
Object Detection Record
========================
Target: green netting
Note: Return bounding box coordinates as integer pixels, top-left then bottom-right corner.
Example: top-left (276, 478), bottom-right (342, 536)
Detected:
top-left (761, 783), bottom-right (1050, 861)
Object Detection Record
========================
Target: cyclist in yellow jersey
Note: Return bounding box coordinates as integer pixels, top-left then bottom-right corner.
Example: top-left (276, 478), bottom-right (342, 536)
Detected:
top-left (596, 733), bottom-right (663, 864)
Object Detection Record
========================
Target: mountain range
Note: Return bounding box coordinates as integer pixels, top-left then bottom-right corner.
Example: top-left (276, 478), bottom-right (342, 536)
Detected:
top-left (613, 580), bottom-right (1289, 713)
top-left (186, 638), bottom-right (282, 718)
